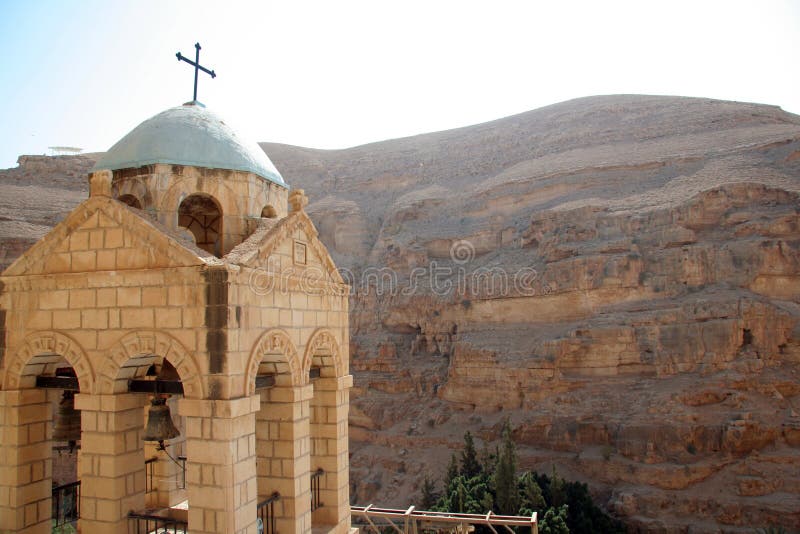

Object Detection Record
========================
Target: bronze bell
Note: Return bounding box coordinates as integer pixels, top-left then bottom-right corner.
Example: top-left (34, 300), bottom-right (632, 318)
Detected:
top-left (53, 390), bottom-right (81, 448)
top-left (142, 396), bottom-right (180, 448)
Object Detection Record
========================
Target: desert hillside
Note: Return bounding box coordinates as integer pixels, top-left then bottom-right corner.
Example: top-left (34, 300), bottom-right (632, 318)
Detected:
top-left (2, 95), bottom-right (799, 532)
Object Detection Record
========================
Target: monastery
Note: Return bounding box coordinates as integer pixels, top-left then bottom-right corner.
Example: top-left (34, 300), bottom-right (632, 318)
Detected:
top-left (0, 96), bottom-right (353, 533)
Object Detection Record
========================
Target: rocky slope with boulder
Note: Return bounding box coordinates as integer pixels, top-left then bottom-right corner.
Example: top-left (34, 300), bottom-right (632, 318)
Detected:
top-left (1, 95), bottom-right (799, 532)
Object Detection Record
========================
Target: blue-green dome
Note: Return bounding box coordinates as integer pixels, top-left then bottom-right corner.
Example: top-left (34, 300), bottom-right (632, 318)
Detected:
top-left (93, 102), bottom-right (286, 186)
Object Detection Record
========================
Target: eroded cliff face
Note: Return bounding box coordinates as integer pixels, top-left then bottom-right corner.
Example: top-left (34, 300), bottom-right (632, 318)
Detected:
top-left (267, 96), bottom-right (800, 533)
top-left (333, 181), bottom-right (800, 532)
top-left (2, 95), bottom-right (799, 532)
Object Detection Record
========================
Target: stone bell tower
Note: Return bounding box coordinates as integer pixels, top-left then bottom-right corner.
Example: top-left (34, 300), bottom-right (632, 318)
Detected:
top-left (0, 99), bottom-right (353, 534)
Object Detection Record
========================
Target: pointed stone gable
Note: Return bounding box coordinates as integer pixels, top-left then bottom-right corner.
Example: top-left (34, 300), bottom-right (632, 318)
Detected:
top-left (227, 211), bottom-right (345, 286)
top-left (2, 197), bottom-right (210, 277)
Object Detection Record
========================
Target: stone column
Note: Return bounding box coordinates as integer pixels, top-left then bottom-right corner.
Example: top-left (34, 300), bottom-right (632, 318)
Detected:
top-left (256, 384), bottom-right (312, 534)
top-left (74, 393), bottom-right (148, 534)
top-left (0, 389), bottom-right (52, 534)
top-left (179, 395), bottom-right (260, 534)
top-left (310, 375), bottom-right (353, 533)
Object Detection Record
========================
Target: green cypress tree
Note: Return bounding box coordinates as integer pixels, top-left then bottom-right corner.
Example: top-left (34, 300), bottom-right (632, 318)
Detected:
top-left (493, 418), bottom-right (518, 515)
top-left (453, 478), bottom-right (468, 513)
top-left (519, 471), bottom-right (546, 512)
top-left (479, 442), bottom-right (496, 474)
top-left (420, 476), bottom-right (438, 510)
top-left (445, 452), bottom-right (459, 490)
top-left (550, 465), bottom-right (566, 508)
top-left (460, 431), bottom-right (482, 479)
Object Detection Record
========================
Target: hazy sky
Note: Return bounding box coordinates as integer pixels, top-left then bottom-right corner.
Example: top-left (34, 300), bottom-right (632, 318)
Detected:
top-left (1, 0), bottom-right (798, 169)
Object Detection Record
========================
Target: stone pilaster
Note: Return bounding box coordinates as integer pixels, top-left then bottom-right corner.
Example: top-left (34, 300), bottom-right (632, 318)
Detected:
top-left (0, 389), bottom-right (52, 534)
top-left (256, 384), bottom-right (312, 534)
top-left (310, 375), bottom-right (353, 533)
top-left (74, 393), bottom-right (148, 534)
top-left (179, 395), bottom-right (260, 534)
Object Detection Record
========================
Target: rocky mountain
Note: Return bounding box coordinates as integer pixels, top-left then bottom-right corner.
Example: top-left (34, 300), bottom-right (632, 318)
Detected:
top-left (0, 154), bottom-right (99, 270)
top-left (2, 95), bottom-right (799, 532)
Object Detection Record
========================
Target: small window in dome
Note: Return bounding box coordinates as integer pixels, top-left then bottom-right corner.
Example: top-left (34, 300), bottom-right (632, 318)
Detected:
top-left (118, 194), bottom-right (142, 209)
top-left (261, 205), bottom-right (277, 219)
top-left (179, 194), bottom-right (222, 256)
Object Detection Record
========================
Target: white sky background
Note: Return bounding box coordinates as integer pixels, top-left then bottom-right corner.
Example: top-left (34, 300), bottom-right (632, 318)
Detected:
top-left (0, 0), bottom-right (798, 169)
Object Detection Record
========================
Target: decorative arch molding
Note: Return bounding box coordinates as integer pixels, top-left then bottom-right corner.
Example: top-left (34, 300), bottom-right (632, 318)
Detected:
top-left (160, 175), bottom-right (240, 219)
top-left (246, 329), bottom-right (302, 393)
top-left (96, 330), bottom-right (204, 399)
top-left (118, 194), bottom-right (143, 209)
top-left (3, 331), bottom-right (94, 392)
top-left (113, 177), bottom-right (150, 209)
top-left (302, 328), bottom-right (343, 379)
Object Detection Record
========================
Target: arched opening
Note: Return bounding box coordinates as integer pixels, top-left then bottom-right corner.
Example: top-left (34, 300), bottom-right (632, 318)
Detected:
top-left (48, 366), bottom-right (82, 532)
top-left (1, 349), bottom-right (84, 533)
top-left (51, 367), bottom-right (80, 463)
top-left (261, 204), bottom-right (277, 218)
top-left (104, 351), bottom-right (189, 527)
top-left (86, 331), bottom-right (205, 532)
top-left (118, 194), bottom-right (142, 209)
top-left (178, 194), bottom-right (222, 256)
top-left (247, 330), bottom-right (310, 532)
top-left (305, 330), bottom-right (349, 530)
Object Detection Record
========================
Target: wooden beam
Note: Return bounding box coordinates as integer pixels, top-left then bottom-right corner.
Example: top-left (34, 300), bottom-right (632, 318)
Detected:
top-left (35, 375), bottom-right (79, 390)
top-left (255, 374), bottom-right (276, 390)
top-left (127, 379), bottom-right (184, 395)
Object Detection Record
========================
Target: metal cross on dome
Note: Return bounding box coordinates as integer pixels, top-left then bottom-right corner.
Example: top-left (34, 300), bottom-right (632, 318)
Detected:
top-left (176, 42), bottom-right (216, 103)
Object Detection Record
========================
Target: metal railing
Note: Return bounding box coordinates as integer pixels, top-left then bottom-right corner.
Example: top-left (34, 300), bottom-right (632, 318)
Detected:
top-left (145, 455), bottom-right (187, 494)
top-left (311, 468), bottom-right (325, 512)
top-left (128, 511), bottom-right (188, 534)
top-left (257, 492), bottom-right (280, 534)
top-left (52, 480), bottom-right (80, 532)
